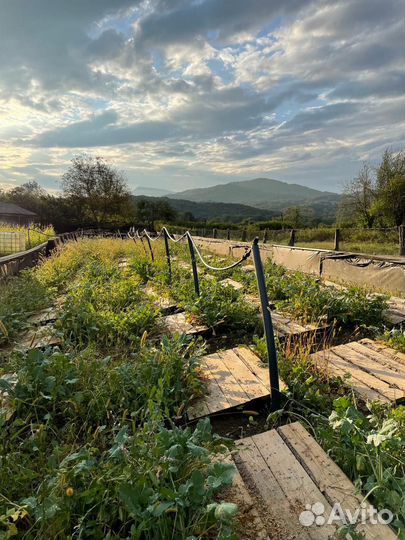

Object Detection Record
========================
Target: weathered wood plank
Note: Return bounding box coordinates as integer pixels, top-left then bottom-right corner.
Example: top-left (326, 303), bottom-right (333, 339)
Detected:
top-left (27, 307), bottom-right (59, 325)
top-left (278, 422), bottom-right (397, 540)
top-left (219, 278), bottom-right (244, 291)
top-left (234, 435), bottom-right (312, 540)
top-left (346, 341), bottom-right (405, 379)
top-left (332, 343), bottom-right (404, 390)
top-left (360, 338), bottom-right (405, 366)
top-left (311, 350), bottom-right (391, 403)
top-left (188, 347), bottom-right (277, 420)
top-left (161, 312), bottom-right (208, 336)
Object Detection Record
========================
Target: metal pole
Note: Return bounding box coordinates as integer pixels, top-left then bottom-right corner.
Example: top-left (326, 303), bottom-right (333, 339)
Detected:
top-left (252, 237), bottom-right (281, 410)
top-left (163, 228), bottom-right (172, 284)
top-left (144, 232), bottom-right (154, 262)
top-left (187, 233), bottom-right (200, 296)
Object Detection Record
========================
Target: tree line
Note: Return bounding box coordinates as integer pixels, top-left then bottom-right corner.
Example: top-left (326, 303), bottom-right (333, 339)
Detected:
top-left (1, 149), bottom-right (403, 232)
top-left (338, 148), bottom-right (405, 228)
top-left (0, 156), bottom-right (176, 232)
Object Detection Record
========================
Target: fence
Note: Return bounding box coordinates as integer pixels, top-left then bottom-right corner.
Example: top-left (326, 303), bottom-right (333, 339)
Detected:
top-left (166, 225), bottom-right (405, 257)
top-left (130, 227), bottom-right (281, 409)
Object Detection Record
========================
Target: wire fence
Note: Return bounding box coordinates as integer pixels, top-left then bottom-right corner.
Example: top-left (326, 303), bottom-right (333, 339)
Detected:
top-left (165, 225), bottom-right (404, 256)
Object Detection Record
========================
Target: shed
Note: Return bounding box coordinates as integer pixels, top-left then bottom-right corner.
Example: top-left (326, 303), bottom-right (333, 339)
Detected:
top-left (0, 202), bottom-right (37, 225)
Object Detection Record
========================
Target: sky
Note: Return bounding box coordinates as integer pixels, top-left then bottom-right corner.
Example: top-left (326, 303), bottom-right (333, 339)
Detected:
top-left (0, 0), bottom-right (404, 195)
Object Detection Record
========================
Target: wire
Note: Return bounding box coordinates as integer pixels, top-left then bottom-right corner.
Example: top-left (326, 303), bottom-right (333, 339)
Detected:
top-left (190, 234), bottom-right (252, 271)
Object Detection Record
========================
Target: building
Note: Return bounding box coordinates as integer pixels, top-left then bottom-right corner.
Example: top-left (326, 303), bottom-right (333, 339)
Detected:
top-left (0, 202), bottom-right (37, 225)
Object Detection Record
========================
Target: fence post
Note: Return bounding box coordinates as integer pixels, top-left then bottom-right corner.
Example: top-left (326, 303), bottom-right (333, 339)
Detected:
top-left (143, 233), bottom-right (154, 262)
top-left (241, 229), bottom-right (247, 242)
top-left (399, 225), bottom-right (405, 256)
top-left (163, 229), bottom-right (172, 284)
top-left (263, 228), bottom-right (268, 244)
top-left (227, 229), bottom-right (231, 240)
top-left (213, 228), bottom-right (217, 239)
top-left (252, 238), bottom-right (281, 410)
top-left (333, 228), bottom-right (340, 251)
top-left (187, 234), bottom-right (200, 296)
top-left (288, 229), bottom-right (295, 246)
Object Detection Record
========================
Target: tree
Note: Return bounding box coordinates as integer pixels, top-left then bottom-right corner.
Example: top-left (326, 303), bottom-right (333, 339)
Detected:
top-left (374, 149), bottom-right (405, 226)
top-left (282, 206), bottom-right (302, 228)
top-left (338, 164), bottom-right (376, 227)
top-left (133, 197), bottom-right (177, 228)
top-left (61, 155), bottom-right (131, 224)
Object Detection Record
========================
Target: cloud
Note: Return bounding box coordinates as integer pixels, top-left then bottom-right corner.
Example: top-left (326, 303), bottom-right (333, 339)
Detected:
top-left (0, 0), bottom-right (403, 193)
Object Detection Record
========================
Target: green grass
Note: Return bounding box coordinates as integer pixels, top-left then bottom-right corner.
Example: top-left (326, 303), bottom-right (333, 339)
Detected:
top-left (0, 239), bottom-right (239, 540)
top-left (0, 224), bottom-right (55, 255)
top-left (295, 240), bottom-right (399, 256)
top-left (1, 236), bottom-right (404, 539)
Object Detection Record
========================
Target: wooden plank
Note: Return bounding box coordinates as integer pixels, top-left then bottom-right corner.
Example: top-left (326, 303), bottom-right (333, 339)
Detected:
top-left (17, 326), bottom-right (61, 351)
top-left (234, 347), bottom-right (286, 393)
top-left (329, 347), bottom-right (402, 401)
top-left (219, 278), bottom-right (244, 291)
top-left (332, 343), bottom-right (404, 390)
top-left (188, 347), bottom-right (275, 420)
top-left (360, 338), bottom-right (405, 366)
top-left (161, 312), bottom-right (208, 336)
top-left (144, 284), bottom-right (177, 314)
top-left (311, 350), bottom-right (391, 403)
top-left (278, 422), bottom-right (397, 540)
top-left (188, 356), bottom-right (239, 420)
top-left (347, 341), bottom-right (405, 378)
top-left (202, 352), bottom-right (252, 406)
top-left (240, 264), bottom-right (255, 273)
top-left (220, 455), bottom-right (269, 540)
top-left (219, 349), bottom-right (270, 400)
top-left (237, 430), bottom-right (336, 540)
top-left (27, 307), bottom-right (58, 325)
top-left (234, 435), bottom-right (312, 540)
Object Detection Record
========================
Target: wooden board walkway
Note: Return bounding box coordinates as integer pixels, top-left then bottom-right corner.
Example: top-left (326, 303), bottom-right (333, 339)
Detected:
top-left (233, 422), bottom-right (396, 540)
top-left (27, 306), bottom-right (59, 325)
top-left (188, 347), bottom-right (284, 420)
top-left (144, 284), bottom-right (178, 315)
top-left (311, 338), bottom-right (405, 403)
top-left (219, 278), bottom-right (244, 290)
top-left (160, 312), bottom-right (208, 337)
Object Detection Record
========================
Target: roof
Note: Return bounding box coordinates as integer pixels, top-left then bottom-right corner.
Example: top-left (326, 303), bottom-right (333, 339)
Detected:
top-left (0, 202), bottom-right (37, 216)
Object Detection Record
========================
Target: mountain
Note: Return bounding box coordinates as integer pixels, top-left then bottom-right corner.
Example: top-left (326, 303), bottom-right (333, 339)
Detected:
top-left (133, 195), bottom-right (276, 222)
top-left (133, 186), bottom-right (174, 197)
top-left (169, 177), bottom-right (340, 208)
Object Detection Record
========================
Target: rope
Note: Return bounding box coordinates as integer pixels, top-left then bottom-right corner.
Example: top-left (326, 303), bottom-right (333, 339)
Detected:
top-left (190, 234), bottom-right (252, 271)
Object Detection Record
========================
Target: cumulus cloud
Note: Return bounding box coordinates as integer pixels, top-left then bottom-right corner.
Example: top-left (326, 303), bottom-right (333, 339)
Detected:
top-left (0, 0), bottom-right (403, 192)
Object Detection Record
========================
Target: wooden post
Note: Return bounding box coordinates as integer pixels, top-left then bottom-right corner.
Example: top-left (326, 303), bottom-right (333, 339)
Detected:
top-left (334, 228), bottom-right (340, 251)
top-left (399, 225), bottom-right (405, 256)
top-left (288, 229), bottom-right (295, 246)
top-left (227, 229), bottom-right (231, 240)
top-left (263, 228), bottom-right (268, 243)
top-left (213, 228), bottom-right (217, 239)
top-left (241, 229), bottom-right (247, 242)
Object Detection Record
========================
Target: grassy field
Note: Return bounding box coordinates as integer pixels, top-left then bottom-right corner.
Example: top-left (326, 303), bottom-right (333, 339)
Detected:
top-left (0, 237), bottom-right (403, 539)
top-left (0, 224), bottom-right (55, 255)
top-left (295, 240), bottom-right (399, 255)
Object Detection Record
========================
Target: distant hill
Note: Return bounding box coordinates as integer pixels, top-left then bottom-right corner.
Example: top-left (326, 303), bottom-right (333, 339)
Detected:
top-left (133, 186), bottom-right (174, 197)
top-left (170, 177), bottom-right (340, 208)
top-left (133, 195), bottom-right (276, 222)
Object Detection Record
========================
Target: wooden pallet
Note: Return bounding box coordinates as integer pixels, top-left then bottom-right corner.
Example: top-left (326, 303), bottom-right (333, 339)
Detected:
top-left (219, 278), bottom-right (244, 291)
top-left (27, 307), bottom-right (59, 325)
top-left (144, 284), bottom-right (178, 315)
top-left (233, 422), bottom-right (396, 540)
top-left (160, 312), bottom-right (208, 337)
top-left (311, 339), bottom-right (405, 403)
top-left (16, 325), bottom-right (62, 351)
top-left (246, 295), bottom-right (330, 345)
top-left (188, 347), bottom-right (284, 420)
